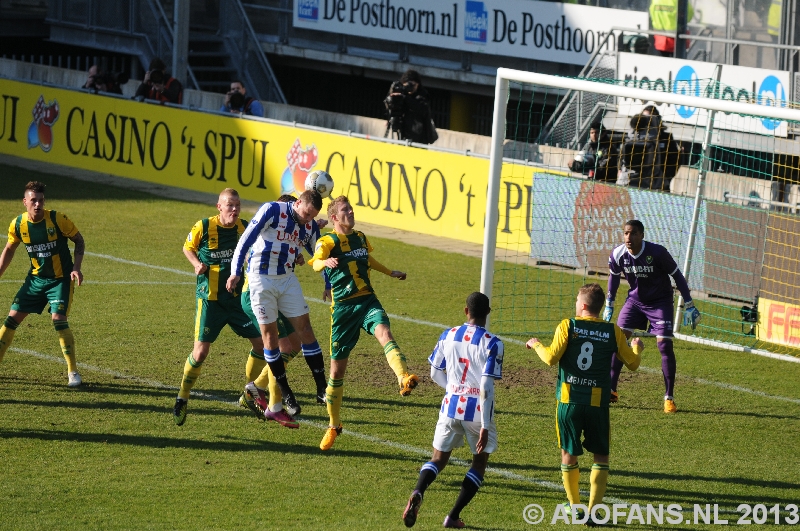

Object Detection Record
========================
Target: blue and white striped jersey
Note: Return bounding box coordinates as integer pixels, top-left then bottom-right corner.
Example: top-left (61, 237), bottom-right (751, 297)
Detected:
top-left (231, 201), bottom-right (320, 277)
top-left (429, 324), bottom-right (504, 422)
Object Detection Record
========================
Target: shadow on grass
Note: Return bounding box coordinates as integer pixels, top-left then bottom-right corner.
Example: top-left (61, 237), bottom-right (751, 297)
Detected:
top-left (612, 470), bottom-right (800, 504)
top-left (0, 427), bottom-right (421, 463)
top-left (611, 403), bottom-right (800, 420)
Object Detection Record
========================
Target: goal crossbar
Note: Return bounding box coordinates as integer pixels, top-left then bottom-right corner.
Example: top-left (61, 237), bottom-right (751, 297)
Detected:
top-left (481, 67), bottom-right (800, 360)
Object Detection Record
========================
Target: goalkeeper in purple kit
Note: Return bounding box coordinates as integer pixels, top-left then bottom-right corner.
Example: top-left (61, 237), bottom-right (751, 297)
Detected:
top-left (603, 220), bottom-right (700, 413)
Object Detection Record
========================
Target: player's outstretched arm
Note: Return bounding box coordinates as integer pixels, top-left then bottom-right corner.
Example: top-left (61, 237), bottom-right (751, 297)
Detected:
top-left (0, 241), bottom-right (20, 278)
top-left (68, 232), bottom-right (85, 286)
top-left (527, 320), bottom-right (570, 366)
top-left (367, 255), bottom-right (394, 276)
top-left (615, 327), bottom-right (643, 371)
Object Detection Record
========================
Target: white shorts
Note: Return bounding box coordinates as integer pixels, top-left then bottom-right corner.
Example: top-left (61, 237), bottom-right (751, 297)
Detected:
top-left (248, 273), bottom-right (310, 325)
top-left (432, 415), bottom-right (497, 455)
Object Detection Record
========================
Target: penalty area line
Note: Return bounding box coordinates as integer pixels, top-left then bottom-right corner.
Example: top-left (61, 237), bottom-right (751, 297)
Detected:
top-left (10, 345), bottom-right (587, 497)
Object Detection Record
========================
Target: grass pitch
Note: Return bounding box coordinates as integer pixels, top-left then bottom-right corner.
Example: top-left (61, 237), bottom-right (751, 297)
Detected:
top-left (1, 164), bottom-right (799, 530)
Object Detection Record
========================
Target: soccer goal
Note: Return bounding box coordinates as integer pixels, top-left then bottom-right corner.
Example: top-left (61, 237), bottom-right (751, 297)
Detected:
top-left (482, 67), bottom-right (800, 361)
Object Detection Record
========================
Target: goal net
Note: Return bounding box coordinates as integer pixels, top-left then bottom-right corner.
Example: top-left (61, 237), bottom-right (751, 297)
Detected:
top-left (482, 68), bottom-right (800, 361)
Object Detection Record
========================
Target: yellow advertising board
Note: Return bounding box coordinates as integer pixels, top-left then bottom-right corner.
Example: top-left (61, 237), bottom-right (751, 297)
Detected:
top-left (757, 297), bottom-right (800, 348)
top-left (0, 78), bottom-right (544, 255)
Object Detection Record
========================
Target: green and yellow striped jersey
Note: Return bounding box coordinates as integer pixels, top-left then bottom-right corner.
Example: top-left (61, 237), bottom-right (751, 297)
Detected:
top-left (533, 317), bottom-right (641, 407)
top-left (8, 210), bottom-right (79, 279)
top-left (313, 230), bottom-right (381, 304)
top-left (184, 215), bottom-right (247, 301)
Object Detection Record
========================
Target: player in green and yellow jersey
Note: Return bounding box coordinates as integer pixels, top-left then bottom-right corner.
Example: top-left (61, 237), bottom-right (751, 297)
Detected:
top-left (527, 283), bottom-right (644, 525)
top-left (0, 181), bottom-right (85, 387)
top-left (310, 195), bottom-right (418, 451)
top-left (173, 188), bottom-right (263, 425)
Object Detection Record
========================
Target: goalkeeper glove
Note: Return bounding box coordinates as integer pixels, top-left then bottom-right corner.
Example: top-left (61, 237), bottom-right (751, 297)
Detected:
top-left (683, 300), bottom-right (701, 330)
top-left (602, 300), bottom-right (614, 322)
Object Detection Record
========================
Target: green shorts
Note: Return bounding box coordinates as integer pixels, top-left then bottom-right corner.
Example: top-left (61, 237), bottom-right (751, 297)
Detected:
top-left (241, 289), bottom-right (293, 339)
top-left (194, 297), bottom-right (261, 343)
top-left (329, 294), bottom-right (390, 360)
top-left (556, 402), bottom-right (610, 457)
top-left (11, 275), bottom-right (74, 315)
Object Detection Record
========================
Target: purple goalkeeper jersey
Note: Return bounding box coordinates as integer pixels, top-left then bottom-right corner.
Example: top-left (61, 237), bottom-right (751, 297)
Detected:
top-left (608, 241), bottom-right (691, 304)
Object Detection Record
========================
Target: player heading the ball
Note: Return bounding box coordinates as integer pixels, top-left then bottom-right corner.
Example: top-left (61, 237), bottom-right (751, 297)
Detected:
top-left (228, 189), bottom-right (327, 426)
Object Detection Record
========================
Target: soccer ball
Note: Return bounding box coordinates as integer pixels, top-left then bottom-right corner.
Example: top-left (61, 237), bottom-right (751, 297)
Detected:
top-left (305, 170), bottom-right (334, 199)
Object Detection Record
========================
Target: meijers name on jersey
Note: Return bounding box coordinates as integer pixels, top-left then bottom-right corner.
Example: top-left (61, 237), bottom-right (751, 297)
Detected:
top-left (566, 375), bottom-right (597, 387)
top-left (573, 325), bottom-right (610, 340)
top-left (25, 240), bottom-right (57, 254)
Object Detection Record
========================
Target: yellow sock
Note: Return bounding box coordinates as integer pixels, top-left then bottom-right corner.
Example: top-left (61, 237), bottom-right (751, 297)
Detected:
top-left (561, 464), bottom-right (581, 507)
top-left (383, 340), bottom-right (408, 385)
top-left (178, 355), bottom-right (203, 400)
top-left (589, 463), bottom-right (609, 509)
top-left (54, 321), bottom-right (77, 373)
top-left (0, 317), bottom-right (19, 364)
top-left (267, 365), bottom-right (281, 408)
top-left (326, 377), bottom-right (344, 426)
top-left (245, 350), bottom-right (266, 382)
top-left (254, 361), bottom-right (289, 407)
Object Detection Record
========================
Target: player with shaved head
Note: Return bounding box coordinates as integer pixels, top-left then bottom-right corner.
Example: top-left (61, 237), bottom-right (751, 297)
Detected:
top-left (173, 188), bottom-right (263, 425)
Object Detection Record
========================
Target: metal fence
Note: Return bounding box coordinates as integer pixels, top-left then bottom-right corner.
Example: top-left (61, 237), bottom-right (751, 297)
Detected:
top-left (218, 0), bottom-right (286, 103)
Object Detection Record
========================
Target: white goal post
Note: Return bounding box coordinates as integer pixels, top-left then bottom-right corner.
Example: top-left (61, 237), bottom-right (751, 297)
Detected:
top-left (482, 67), bottom-right (800, 362)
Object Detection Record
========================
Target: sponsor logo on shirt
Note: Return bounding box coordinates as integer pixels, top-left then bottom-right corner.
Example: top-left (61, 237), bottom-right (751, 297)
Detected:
top-left (573, 326), bottom-right (610, 339)
top-left (209, 249), bottom-right (234, 260)
top-left (623, 265), bottom-right (654, 274)
top-left (345, 247), bottom-right (368, 259)
top-left (25, 240), bottom-right (57, 254)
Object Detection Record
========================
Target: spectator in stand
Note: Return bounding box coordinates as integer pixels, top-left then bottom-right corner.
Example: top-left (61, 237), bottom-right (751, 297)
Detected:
top-left (220, 81), bottom-right (264, 117)
top-left (569, 122), bottom-right (613, 180)
top-left (134, 58), bottom-right (183, 104)
top-left (83, 65), bottom-right (125, 95)
top-left (642, 105), bottom-right (682, 189)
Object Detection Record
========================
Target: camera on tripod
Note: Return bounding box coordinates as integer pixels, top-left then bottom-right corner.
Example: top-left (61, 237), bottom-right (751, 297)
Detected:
top-left (384, 81), bottom-right (408, 137)
top-left (740, 297), bottom-right (758, 336)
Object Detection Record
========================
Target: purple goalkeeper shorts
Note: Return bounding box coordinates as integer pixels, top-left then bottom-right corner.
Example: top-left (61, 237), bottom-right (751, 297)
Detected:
top-left (617, 298), bottom-right (674, 339)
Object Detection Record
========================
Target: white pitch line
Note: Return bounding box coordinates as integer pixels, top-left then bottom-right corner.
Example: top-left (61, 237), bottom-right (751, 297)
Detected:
top-left (7, 245), bottom-right (797, 406)
top-left (85, 252), bottom-right (194, 277)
